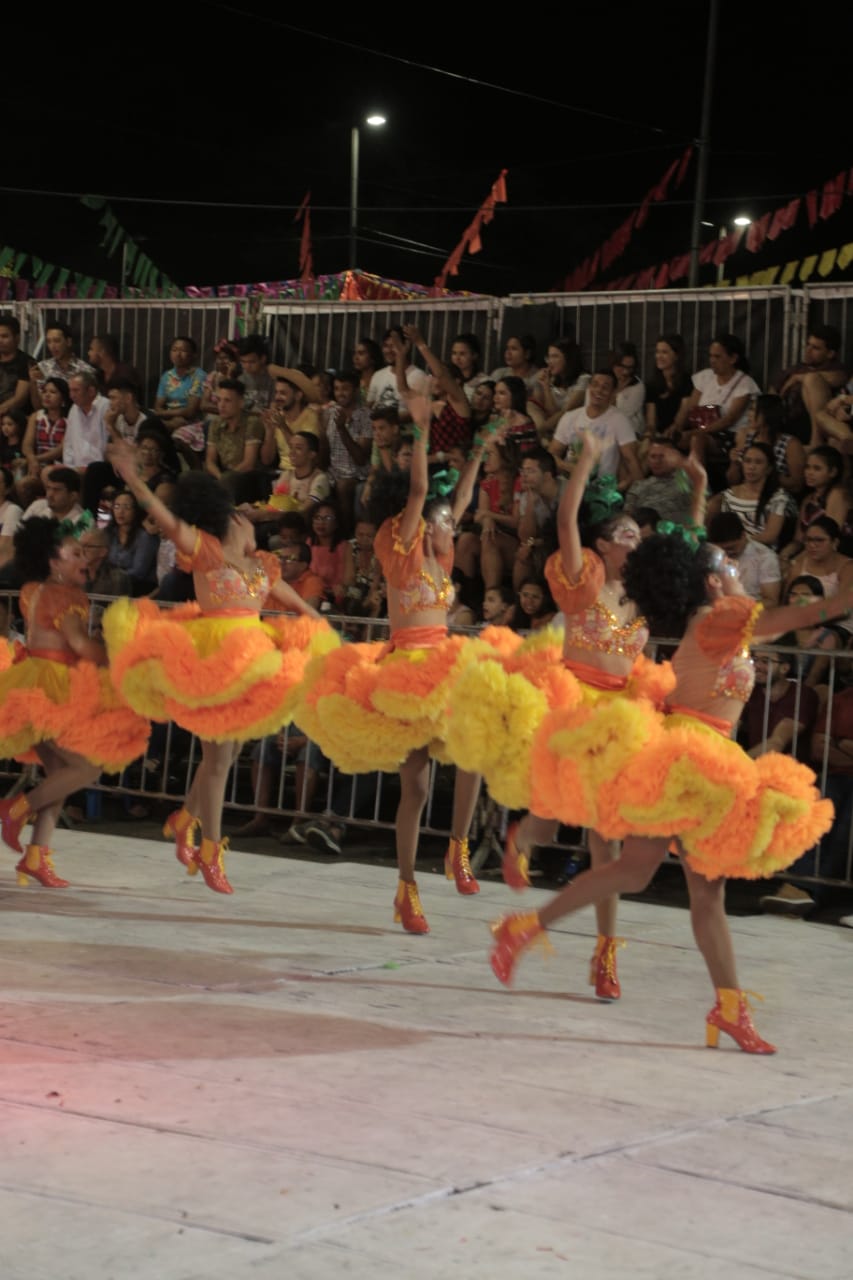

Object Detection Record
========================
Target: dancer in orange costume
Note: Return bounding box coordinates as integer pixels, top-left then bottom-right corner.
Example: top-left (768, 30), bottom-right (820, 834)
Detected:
top-left (491, 480), bottom-right (846, 1051)
top-left (103, 441), bottom-right (335, 895)
top-left (296, 388), bottom-right (488, 933)
top-left (0, 517), bottom-right (150, 887)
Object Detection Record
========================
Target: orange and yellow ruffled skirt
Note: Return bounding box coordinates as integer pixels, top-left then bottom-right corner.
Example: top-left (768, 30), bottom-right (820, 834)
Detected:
top-left (0, 642), bottom-right (150, 769)
top-left (293, 626), bottom-right (505, 774)
top-left (103, 599), bottom-right (339, 743)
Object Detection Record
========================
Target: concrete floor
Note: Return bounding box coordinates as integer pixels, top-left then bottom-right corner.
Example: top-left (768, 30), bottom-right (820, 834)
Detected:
top-left (1, 831), bottom-right (851, 1280)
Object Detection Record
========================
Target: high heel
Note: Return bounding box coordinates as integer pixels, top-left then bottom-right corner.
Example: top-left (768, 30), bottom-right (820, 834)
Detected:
top-left (163, 807), bottom-right (199, 870)
top-left (15, 844), bottom-right (69, 888)
top-left (0, 794), bottom-right (32, 855)
top-left (444, 836), bottom-right (479, 895)
top-left (502, 822), bottom-right (530, 891)
top-left (489, 911), bottom-right (552, 986)
top-left (705, 988), bottom-right (776, 1054)
top-left (393, 879), bottom-right (429, 933)
top-left (589, 935), bottom-right (624, 1002)
top-left (191, 837), bottom-right (234, 894)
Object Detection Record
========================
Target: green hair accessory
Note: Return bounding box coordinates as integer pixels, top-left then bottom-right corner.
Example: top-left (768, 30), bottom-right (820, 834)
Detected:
top-left (583, 473), bottom-right (622, 524)
top-left (56, 510), bottom-right (94, 540)
top-left (427, 467), bottom-right (459, 501)
top-left (657, 519), bottom-right (707, 548)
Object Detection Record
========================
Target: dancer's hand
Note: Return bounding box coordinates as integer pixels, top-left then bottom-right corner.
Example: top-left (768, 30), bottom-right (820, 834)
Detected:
top-left (107, 439), bottom-right (140, 485)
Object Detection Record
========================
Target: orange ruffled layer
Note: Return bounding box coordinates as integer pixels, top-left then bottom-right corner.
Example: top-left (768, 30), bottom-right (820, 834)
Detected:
top-left (294, 630), bottom-right (499, 774)
top-left (103, 598), bottom-right (338, 743)
top-left (0, 652), bottom-right (150, 769)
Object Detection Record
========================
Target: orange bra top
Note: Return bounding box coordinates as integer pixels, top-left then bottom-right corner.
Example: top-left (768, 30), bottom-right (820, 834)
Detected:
top-left (176, 527), bottom-right (280, 612)
top-left (374, 515), bottom-right (455, 616)
top-left (695, 596), bottom-right (762, 703)
top-left (546, 549), bottom-right (648, 659)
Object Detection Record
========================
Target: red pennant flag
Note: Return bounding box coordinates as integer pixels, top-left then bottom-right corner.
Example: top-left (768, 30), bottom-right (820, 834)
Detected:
top-left (436, 169), bottom-right (507, 286)
top-left (819, 171), bottom-right (846, 220)
top-left (767, 198), bottom-right (800, 240)
top-left (699, 240), bottom-right (718, 265)
top-left (669, 254), bottom-right (690, 282)
top-left (746, 213), bottom-right (771, 253)
top-left (713, 226), bottom-right (745, 266)
top-left (654, 263), bottom-right (670, 289)
top-left (674, 145), bottom-right (693, 188)
top-left (294, 190), bottom-right (313, 282)
top-left (805, 190), bottom-right (819, 228)
top-left (649, 157), bottom-right (679, 203)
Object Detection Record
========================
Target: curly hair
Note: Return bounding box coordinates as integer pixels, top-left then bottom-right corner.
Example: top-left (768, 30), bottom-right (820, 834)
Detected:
top-left (173, 472), bottom-right (233, 540)
top-left (13, 516), bottom-right (63, 582)
top-left (366, 468), bottom-right (413, 528)
top-left (622, 534), bottom-right (716, 639)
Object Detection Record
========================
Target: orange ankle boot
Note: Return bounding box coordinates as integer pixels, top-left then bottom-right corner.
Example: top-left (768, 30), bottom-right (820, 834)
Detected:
top-left (444, 836), bottom-right (479, 894)
top-left (706, 988), bottom-right (776, 1054)
top-left (192, 837), bottom-right (234, 894)
top-left (502, 822), bottom-right (530, 891)
top-left (393, 879), bottom-right (429, 933)
top-left (16, 844), bottom-right (69, 888)
top-left (589, 935), bottom-right (624, 1002)
top-left (489, 911), bottom-right (551, 986)
top-left (163, 807), bottom-right (200, 869)
top-left (0, 794), bottom-right (32, 855)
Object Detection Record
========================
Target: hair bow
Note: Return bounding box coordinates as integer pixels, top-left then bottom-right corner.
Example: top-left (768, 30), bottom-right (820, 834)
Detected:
top-left (56, 510), bottom-right (94, 541)
top-left (583, 473), bottom-right (622, 524)
top-left (428, 467), bottom-right (460, 500)
top-left (657, 519), bottom-right (707, 547)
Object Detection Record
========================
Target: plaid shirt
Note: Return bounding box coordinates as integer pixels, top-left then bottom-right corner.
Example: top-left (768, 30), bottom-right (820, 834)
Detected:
top-left (326, 404), bottom-right (372, 481)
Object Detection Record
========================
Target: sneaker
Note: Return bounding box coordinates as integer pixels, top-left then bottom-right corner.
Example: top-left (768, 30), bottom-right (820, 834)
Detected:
top-left (759, 882), bottom-right (815, 914)
top-left (305, 821), bottom-right (342, 855)
top-left (280, 821), bottom-right (310, 845)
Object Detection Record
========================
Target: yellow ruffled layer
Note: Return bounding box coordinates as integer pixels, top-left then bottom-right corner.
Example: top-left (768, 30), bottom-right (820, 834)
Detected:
top-left (104, 597), bottom-right (338, 743)
top-left (0, 655), bottom-right (150, 769)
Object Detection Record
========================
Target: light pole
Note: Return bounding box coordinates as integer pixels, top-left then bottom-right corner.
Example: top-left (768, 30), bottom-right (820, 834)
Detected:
top-left (349, 114), bottom-right (386, 271)
top-left (708, 215), bottom-right (751, 285)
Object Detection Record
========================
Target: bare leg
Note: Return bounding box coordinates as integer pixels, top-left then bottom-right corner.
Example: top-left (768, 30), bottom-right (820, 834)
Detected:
top-left (396, 746), bottom-right (430, 881)
top-left (682, 859), bottom-right (738, 990)
top-left (538, 836), bottom-right (667, 929)
top-left (451, 768), bottom-right (480, 841)
top-left (588, 830), bottom-right (619, 936)
top-left (196, 740), bottom-right (241, 843)
top-left (515, 811), bottom-right (557, 853)
top-left (28, 743), bottom-right (100, 845)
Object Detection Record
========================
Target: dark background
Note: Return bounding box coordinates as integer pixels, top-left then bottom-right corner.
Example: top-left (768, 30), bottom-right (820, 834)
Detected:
top-left (4, 2), bottom-right (851, 294)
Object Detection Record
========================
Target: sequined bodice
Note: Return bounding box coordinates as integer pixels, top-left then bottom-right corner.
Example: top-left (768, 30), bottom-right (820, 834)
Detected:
top-left (563, 599), bottom-right (649, 658)
top-left (397, 564), bottom-right (455, 616)
top-left (196, 560), bottom-right (270, 611)
top-left (713, 647), bottom-right (755, 702)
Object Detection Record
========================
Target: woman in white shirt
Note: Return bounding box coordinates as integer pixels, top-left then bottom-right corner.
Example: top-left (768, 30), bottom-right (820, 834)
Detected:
top-left (675, 333), bottom-right (760, 455)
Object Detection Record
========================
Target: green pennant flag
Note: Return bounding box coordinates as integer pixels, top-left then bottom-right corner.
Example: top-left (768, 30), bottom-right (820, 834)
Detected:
top-left (0, 247), bottom-right (14, 272)
top-left (99, 209), bottom-right (119, 252)
top-left (35, 261), bottom-right (55, 287)
top-left (54, 268), bottom-right (70, 291)
top-left (73, 273), bottom-right (94, 297)
top-left (80, 194), bottom-right (106, 211)
top-left (133, 253), bottom-right (149, 285)
top-left (11, 253), bottom-right (27, 276)
top-left (92, 280), bottom-right (107, 299)
top-left (108, 221), bottom-right (124, 256)
top-left (123, 240), bottom-right (138, 271)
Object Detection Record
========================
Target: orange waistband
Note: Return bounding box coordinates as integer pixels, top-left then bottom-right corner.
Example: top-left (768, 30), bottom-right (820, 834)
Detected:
top-left (388, 625), bottom-right (449, 651)
top-left (666, 703), bottom-right (734, 737)
top-left (563, 659), bottom-right (629, 692)
top-left (28, 647), bottom-right (77, 666)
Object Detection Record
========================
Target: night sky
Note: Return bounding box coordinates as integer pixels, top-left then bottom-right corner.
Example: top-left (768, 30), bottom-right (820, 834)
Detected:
top-left (4, 2), bottom-right (850, 295)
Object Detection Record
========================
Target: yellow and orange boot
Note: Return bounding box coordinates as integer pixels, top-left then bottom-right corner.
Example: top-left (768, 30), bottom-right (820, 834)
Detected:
top-left (393, 879), bottom-right (430, 934)
top-left (501, 822), bottom-right (531, 891)
top-left (489, 911), bottom-right (551, 986)
top-left (706, 988), bottom-right (776, 1054)
top-left (163, 807), bottom-right (200, 869)
top-left (192, 837), bottom-right (234, 894)
top-left (16, 844), bottom-right (69, 888)
top-left (589, 935), bottom-right (625, 1002)
top-left (444, 836), bottom-right (479, 895)
top-left (0, 794), bottom-right (32, 855)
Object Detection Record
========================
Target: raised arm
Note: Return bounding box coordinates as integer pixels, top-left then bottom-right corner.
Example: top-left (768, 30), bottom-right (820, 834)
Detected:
top-left (108, 440), bottom-right (196, 556)
top-left (396, 391), bottom-right (430, 546)
top-left (450, 436), bottom-right (487, 525)
top-left (404, 325), bottom-right (469, 418)
top-left (682, 436), bottom-right (708, 528)
top-left (557, 431), bottom-right (602, 579)
top-left (753, 579), bottom-right (853, 640)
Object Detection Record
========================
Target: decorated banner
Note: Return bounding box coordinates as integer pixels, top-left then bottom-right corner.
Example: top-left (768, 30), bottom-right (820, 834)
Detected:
top-left (434, 170), bottom-right (508, 292)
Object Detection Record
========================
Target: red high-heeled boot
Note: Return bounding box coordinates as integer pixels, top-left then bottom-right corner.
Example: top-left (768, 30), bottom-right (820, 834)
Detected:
top-left (502, 822), bottom-right (530, 891)
top-left (489, 911), bottom-right (551, 986)
top-left (589, 935), bottom-right (624, 1002)
top-left (444, 836), bottom-right (479, 894)
top-left (16, 844), bottom-right (69, 888)
top-left (706, 988), bottom-right (776, 1054)
top-left (0, 794), bottom-right (32, 855)
top-left (192, 837), bottom-right (234, 894)
top-left (393, 879), bottom-right (429, 933)
top-left (163, 807), bottom-right (199, 869)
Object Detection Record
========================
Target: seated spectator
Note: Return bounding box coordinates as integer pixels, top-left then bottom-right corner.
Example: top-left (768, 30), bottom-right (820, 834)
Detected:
top-left (510, 576), bottom-right (556, 632)
top-left (23, 465), bottom-right (83, 523)
top-left (154, 335), bottom-right (206, 463)
top-left (534, 337), bottom-right (589, 430)
top-left (22, 376), bottom-right (70, 482)
top-left (707, 511), bottom-right (782, 606)
top-left (0, 409), bottom-right (27, 482)
top-left (29, 322), bottom-right (93, 410)
top-left (268, 542), bottom-right (325, 611)
top-left (104, 376), bottom-right (153, 445)
top-left (514, 447), bottom-right (559, 588)
top-left (550, 368), bottom-right (641, 491)
top-left (784, 574), bottom-right (848, 694)
top-left (744, 635), bottom-right (818, 763)
top-left (308, 500), bottom-right (347, 606)
top-left (491, 333), bottom-right (540, 395)
top-left (643, 333), bottom-right (693, 441)
top-left (79, 524), bottom-right (132, 597)
top-left (135, 423), bottom-right (179, 488)
top-left (105, 490), bottom-right (159, 595)
top-left (352, 336), bottom-right (383, 405)
top-left (262, 431), bottom-right (330, 518)
top-left (449, 332), bottom-right (488, 402)
top-left (236, 334), bottom-right (275, 411)
top-left (0, 313), bottom-right (35, 418)
top-left (341, 518), bottom-right (382, 616)
top-left (771, 323), bottom-right (848, 446)
top-left (784, 517), bottom-right (853, 639)
top-left (728, 393), bottom-right (805, 496)
top-left (365, 326), bottom-right (428, 418)
top-left (267, 510), bottom-right (309, 552)
top-left (784, 446), bottom-right (853, 563)
top-left (358, 408), bottom-right (403, 512)
top-left (625, 437), bottom-right (697, 526)
top-left (455, 438), bottom-right (520, 591)
top-left (261, 367), bottom-right (322, 471)
top-left (403, 324), bottom-right (472, 463)
top-left (323, 370), bottom-right (372, 533)
top-left (493, 376), bottom-right (539, 455)
top-left (201, 338), bottom-right (240, 415)
top-left (447, 576), bottom-right (480, 629)
top-left (87, 333), bottom-right (143, 400)
top-left (0, 466), bottom-right (22, 567)
top-left (481, 582), bottom-right (515, 627)
top-left (63, 371), bottom-right (110, 470)
top-left (674, 333), bottom-right (760, 462)
top-left (83, 377), bottom-right (173, 515)
top-left (706, 443), bottom-right (796, 547)
top-left (811, 389), bottom-right (853, 450)
top-left (609, 341), bottom-right (645, 438)
top-left (205, 378), bottom-right (265, 503)
top-left (470, 379), bottom-right (496, 432)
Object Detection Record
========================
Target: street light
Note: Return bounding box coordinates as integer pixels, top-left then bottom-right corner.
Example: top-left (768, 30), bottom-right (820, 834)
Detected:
top-left (349, 114), bottom-right (387, 270)
top-left (711, 215), bottom-right (751, 284)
